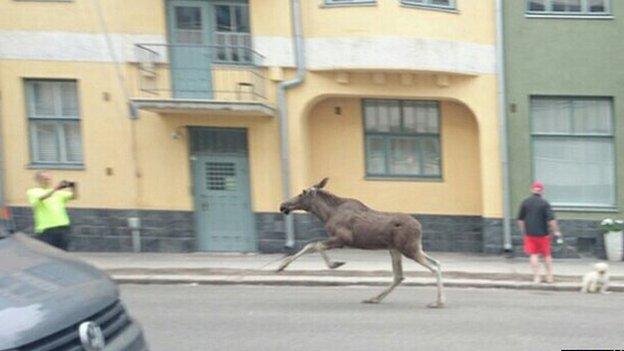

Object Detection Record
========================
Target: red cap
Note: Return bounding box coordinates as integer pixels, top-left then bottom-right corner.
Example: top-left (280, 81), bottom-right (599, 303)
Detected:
top-left (531, 181), bottom-right (544, 192)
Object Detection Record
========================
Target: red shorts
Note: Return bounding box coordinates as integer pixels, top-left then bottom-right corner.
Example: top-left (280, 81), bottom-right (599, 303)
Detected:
top-left (524, 235), bottom-right (551, 256)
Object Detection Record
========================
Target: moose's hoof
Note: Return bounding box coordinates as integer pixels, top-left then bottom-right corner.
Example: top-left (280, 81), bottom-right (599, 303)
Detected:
top-left (427, 302), bottom-right (445, 309)
top-left (329, 261), bottom-right (346, 269)
top-left (361, 298), bottom-right (381, 304)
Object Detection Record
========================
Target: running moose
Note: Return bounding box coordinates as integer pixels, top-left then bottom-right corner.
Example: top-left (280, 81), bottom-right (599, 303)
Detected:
top-left (278, 178), bottom-right (445, 308)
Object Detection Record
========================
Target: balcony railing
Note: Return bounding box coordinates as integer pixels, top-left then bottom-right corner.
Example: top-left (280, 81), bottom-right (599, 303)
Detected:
top-left (133, 43), bottom-right (268, 103)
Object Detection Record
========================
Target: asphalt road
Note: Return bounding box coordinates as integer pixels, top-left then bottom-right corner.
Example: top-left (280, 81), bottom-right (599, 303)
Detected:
top-left (121, 284), bottom-right (624, 351)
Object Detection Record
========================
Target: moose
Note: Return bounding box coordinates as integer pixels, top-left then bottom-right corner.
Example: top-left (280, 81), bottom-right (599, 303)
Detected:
top-left (278, 178), bottom-right (445, 308)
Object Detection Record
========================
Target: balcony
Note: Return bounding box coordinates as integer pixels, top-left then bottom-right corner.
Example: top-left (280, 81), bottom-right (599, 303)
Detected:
top-left (131, 43), bottom-right (274, 116)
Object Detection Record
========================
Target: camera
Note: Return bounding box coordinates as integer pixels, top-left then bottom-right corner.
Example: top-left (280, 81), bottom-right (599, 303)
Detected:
top-left (61, 180), bottom-right (76, 188)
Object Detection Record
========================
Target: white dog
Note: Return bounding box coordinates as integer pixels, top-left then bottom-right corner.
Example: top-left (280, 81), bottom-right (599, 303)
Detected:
top-left (580, 262), bottom-right (609, 294)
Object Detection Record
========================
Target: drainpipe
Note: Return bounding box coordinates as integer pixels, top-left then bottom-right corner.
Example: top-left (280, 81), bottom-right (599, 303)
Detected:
top-left (496, 0), bottom-right (512, 252)
top-left (91, 0), bottom-right (143, 250)
top-left (278, 0), bottom-right (306, 250)
top-left (127, 217), bottom-right (141, 253)
top-left (0, 83), bottom-right (6, 225)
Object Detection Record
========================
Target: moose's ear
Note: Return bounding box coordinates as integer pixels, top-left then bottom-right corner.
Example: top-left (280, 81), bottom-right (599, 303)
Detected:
top-left (315, 177), bottom-right (329, 189)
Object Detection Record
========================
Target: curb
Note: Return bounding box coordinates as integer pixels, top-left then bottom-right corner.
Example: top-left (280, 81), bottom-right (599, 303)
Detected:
top-left (105, 268), bottom-right (624, 283)
top-left (111, 274), bottom-right (624, 293)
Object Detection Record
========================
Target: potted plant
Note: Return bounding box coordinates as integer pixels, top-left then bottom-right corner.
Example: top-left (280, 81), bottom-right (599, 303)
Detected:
top-left (599, 218), bottom-right (624, 261)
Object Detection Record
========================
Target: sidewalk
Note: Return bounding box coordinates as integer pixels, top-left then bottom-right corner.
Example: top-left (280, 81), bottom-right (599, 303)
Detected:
top-left (71, 249), bottom-right (624, 292)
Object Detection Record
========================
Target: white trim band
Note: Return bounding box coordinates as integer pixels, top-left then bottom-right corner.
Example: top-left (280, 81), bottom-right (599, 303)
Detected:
top-left (0, 31), bottom-right (496, 75)
top-left (0, 30), bottom-right (165, 63)
top-left (305, 36), bottom-right (495, 74)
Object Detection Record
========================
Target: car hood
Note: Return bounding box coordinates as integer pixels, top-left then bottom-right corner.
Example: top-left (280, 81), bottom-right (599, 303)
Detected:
top-left (0, 233), bottom-right (118, 350)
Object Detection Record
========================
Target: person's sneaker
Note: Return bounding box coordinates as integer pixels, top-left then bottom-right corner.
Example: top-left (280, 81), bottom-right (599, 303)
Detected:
top-left (545, 275), bottom-right (554, 284)
top-left (533, 276), bottom-right (542, 284)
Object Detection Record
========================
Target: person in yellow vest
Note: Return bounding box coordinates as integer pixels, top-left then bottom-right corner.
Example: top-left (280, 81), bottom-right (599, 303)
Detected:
top-left (27, 171), bottom-right (78, 250)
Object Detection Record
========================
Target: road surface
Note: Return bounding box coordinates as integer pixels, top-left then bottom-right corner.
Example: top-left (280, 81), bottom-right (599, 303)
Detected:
top-left (121, 284), bottom-right (624, 351)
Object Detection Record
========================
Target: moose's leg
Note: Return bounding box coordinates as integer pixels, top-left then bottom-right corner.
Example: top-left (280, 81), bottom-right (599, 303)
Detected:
top-left (275, 242), bottom-right (325, 272)
top-left (276, 238), bottom-right (343, 272)
top-left (320, 251), bottom-right (345, 270)
top-left (362, 249), bottom-right (404, 304)
top-left (412, 251), bottom-right (445, 308)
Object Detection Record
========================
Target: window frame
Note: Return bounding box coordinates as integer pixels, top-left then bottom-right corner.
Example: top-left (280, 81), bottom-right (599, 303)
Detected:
top-left (362, 99), bottom-right (443, 180)
top-left (25, 79), bottom-right (84, 168)
top-left (525, 0), bottom-right (612, 17)
top-left (213, 2), bottom-right (250, 34)
top-left (212, 2), bottom-right (253, 65)
top-left (324, 0), bottom-right (376, 5)
top-left (530, 95), bottom-right (616, 209)
top-left (401, 0), bottom-right (456, 11)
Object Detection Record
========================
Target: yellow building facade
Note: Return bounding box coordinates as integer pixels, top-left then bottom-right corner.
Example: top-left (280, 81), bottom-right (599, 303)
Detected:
top-left (0, 0), bottom-right (503, 253)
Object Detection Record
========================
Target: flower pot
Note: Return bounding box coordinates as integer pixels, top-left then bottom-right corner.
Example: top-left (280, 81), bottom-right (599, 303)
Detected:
top-left (604, 231), bottom-right (624, 261)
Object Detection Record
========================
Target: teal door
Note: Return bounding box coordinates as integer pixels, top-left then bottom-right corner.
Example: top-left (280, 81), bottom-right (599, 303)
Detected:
top-left (191, 128), bottom-right (256, 252)
top-left (167, 0), bottom-right (213, 99)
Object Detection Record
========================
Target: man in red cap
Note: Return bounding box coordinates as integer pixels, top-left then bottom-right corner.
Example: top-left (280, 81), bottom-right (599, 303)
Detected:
top-left (517, 180), bottom-right (563, 283)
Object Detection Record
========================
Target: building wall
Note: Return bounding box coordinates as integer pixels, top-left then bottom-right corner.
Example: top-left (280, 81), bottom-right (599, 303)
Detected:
top-left (0, 0), bottom-right (166, 34)
top-left (504, 1), bottom-right (623, 257)
top-left (254, 1), bottom-right (497, 73)
top-left (0, 0), bottom-right (505, 253)
top-left (283, 71), bottom-right (501, 219)
top-left (0, 61), bottom-right (138, 209)
top-left (303, 0), bottom-right (495, 43)
top-left (308, 97), bottom-right (482, 216)
top-left (133, 111), bottom-right (281, 212)
top-left (0, 62), bottom-right (282, 212)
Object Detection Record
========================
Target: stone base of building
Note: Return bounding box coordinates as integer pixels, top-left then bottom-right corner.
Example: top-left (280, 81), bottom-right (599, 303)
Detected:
top-left (255, 215), bottom-right (606, 258)
top-left (257, 213), bottom-right (489, 253)
top-left (511, 220), bottom-right (606, 259)
top-left (10, 207), bottom-right (195, 253)
top-left (9, 207), bottom-right (604, 257)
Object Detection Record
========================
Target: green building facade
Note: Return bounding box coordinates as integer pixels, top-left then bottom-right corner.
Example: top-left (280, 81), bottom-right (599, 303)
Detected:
top-left (504, 0), bottom-right (622, 257)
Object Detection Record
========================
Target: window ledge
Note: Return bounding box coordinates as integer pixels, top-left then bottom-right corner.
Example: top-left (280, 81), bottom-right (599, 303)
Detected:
top-left (525, 14), bottom-right (613, 20)
top-left (28, 163), bottom-right (85, 170)
top-left (400, 2), bottom-right (459, 14)
top-left (320, 1), bottom-right (377, 8)
top-left (365, 176), bottom-right (443, 182)
top-left (553, 206), bottom-right (618, 213)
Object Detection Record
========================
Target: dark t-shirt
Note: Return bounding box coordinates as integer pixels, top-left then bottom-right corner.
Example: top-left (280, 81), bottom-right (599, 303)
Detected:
top-left (517, 194), bottom-right (555, 236)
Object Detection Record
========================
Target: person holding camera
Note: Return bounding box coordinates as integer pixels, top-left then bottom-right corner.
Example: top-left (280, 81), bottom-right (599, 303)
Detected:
top-left (27, 171), bottom-right (78, 250)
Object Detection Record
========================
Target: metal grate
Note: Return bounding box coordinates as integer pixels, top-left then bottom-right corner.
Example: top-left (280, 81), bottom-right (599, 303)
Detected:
top-left (17, 300), bottom-right (130, 351)
top-left (206, 162), bottom-right (236, 191)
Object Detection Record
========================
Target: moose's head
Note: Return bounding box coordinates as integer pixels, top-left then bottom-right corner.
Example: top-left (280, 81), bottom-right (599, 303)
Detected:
top-left (279, 178), bottom-right (329, 215)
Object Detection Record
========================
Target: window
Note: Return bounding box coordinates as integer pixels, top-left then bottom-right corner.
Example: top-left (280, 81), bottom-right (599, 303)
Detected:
top-left (26, 80), bottom-right (83, 166)
top-left (363, 99), bottom-right (441, 178)
top-left (402, 0), bottom-right (455, 10)
top-left (174, 6), bottom-right (203, 44)
top-left (213, 3), bottom-right (252, 64)
top-left (526, 0), bottom-right (611, 15)
top-left (531, 97), bottom-right (614, 207)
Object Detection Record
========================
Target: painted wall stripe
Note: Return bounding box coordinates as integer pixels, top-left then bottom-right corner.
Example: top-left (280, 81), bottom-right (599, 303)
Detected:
top-left (0, 30), bottom-right (165, 63)
top-left (305, 37), bottom-right (496, 74)
top-left (0, 31), bottom-right (495, 74)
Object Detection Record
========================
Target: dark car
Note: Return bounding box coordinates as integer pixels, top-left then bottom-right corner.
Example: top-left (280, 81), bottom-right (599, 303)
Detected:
top-left (0, 230), bottom-right (148, 351)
